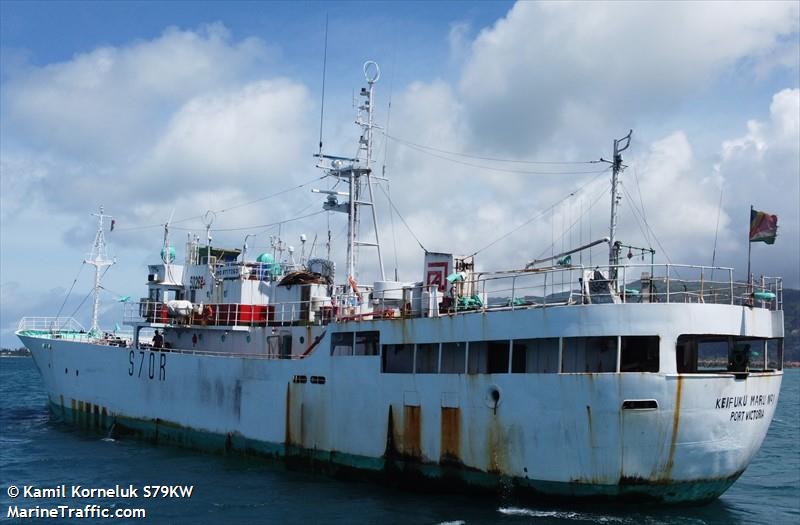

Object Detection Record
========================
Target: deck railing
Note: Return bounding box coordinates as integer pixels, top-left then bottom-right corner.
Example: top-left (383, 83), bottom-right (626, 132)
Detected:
top-left (17, 317), bottom-right (86, 333)
top-left (462, 263), bottom-right (782, 313)
top-left (124, 300), bottom-right (332, 327)
top-left (119, 263), bottom-right (782, 330)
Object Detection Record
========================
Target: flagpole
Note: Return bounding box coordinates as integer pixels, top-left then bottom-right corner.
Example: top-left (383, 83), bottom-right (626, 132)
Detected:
top-left (747, 204), bottom-right (753, 286)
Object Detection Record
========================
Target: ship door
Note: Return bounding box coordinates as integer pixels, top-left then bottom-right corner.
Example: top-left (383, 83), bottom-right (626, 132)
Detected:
top-left (267, 332), bottom-right (293, 358)
top-left (620, 337), bottom-right (668, 480)
top-left (620, 380), bottom-right (669, 481)
top-left (300, 285), bottom-right (310, 321)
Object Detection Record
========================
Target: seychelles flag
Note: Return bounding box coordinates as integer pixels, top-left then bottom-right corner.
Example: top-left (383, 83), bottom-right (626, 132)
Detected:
top-left (749, 208), bottom-right (778, 244)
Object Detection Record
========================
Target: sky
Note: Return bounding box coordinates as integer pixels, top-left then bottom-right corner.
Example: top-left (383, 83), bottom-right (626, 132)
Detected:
top-left (1, 0), bottom-right (798, 347)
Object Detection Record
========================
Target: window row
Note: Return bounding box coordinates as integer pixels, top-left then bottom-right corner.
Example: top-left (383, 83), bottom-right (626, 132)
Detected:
top-left (676, 335), bottom-right (783, 373)
top-left (330, 331), bottom-right (380, 356)
top-left (381, 336), bottom-right (660, 374)
top-left (331, 331), bottom-right (784, 374)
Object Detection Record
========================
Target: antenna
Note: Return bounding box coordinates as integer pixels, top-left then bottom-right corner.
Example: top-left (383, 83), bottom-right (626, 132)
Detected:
top-left (710, 185), bottom-right (724, 281)
top-left (608, 130), bottom-right (632, 280)
top-left (85, 205), bottom-right (115, 334)
top-left (318, 14), bottom-right (329, 158)
top-left (162, 208), bottom-right (175, 264)
top-left (242, 233), bottom-right (255, 262)
top-left (312, 61), bottom-right (387, 286)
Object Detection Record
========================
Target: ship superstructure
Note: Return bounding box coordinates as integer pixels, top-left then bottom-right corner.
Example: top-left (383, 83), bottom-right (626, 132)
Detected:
top-left (17, 63), bottom-right (785, 504)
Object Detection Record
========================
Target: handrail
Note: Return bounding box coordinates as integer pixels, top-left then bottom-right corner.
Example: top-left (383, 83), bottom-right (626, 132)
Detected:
top-left (17, 317), bottom-right (86, 333)
top-left (116, 263), bottom-right (781, 330)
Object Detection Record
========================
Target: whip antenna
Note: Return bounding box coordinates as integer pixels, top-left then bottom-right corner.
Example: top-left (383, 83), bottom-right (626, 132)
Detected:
top-left (318, 14), bottom-right (329, 158)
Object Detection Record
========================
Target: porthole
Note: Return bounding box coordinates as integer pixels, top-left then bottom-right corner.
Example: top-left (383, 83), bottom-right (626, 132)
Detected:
top-left (299, 336), bottom-right (305, 344)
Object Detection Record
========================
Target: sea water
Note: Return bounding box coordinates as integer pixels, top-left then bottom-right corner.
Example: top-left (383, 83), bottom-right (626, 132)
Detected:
top-left (1, 357), bottom-right (797, 524)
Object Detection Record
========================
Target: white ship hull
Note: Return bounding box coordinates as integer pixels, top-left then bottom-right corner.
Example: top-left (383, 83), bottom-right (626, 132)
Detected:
top-left (19, 303), bottom-right (784, 503)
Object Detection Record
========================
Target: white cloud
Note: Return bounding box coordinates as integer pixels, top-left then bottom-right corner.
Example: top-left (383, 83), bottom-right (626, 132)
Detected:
top-left (2, 23), bottom-right (271, 161)
top-left (714, 88), bottom-right (800, 282)
top-left (458, 1), bottom-right (799, 154)
top-left (0, 24), bottom-right (312, 223)
top-left (143, 79), bottom-right (312, 196)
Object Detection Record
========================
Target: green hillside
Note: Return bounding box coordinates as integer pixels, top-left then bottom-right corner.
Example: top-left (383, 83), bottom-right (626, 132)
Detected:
top-left (782, 289), bottom-right (799, 363)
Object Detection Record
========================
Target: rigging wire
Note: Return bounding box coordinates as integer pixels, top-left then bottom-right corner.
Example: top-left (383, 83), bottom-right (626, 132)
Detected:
top-left (383, 43), bottom-right (400, 279)
top-left (54, 262), bottom-right (86, 322)
top-left (468, 169), bottom-right (610, 257)
top-left (68, 266), bottom-right (112, 321)
top-left (114, 175), bottom-right (327, 232)
top-left (618, 182), bottom-right (653, 254)
top-left (385, 134), bottom-right (604, 165)
top-left (631, 165), bottom-right (653, 248)
top-left (378, 184), bottom-right (428, 253)
top-left (532, 182), bottom-right (608, 262)
top-left (198, 209), bottom-right (328, 234)
top-left (620, 183), bottom-right (681, 278)
top-left (389, 138), bottom-right (610, 175)
top-left (710, 185), bottom-right (724, 280)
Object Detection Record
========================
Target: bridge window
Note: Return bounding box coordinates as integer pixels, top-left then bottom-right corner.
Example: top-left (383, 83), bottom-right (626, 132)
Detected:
top-left (562, 336), bottom-right (617, 373)
top-left (331, 332), bottom-right (354, 356)
top-left (440, 342), bottom-right (467, 374)
top-left (355, 331), bottom-right (379, 356)
top-left (767, 339), bottom-right (783, 371)
top-left (511, 338), bottom-right (559, 373)
top-left (382, 344), bottom-right (414, 373)
top-left (415, 343), bottom-right (439, 373)
top-left (468, 341), bottom-right (510, 374)
top-left (676, 335), bottom-right (782, 373)
top-left (748, 340), bottom-right (766, 370)
top-left (620, 336), bottom-right (660, 372)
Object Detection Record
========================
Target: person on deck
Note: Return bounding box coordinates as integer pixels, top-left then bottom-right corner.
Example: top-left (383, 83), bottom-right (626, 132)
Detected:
top-left (153, 330), bottom-right (164, 349)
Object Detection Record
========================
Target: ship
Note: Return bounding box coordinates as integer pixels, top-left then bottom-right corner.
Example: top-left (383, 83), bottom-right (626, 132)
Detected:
top-left (17, 62), bottom-right (784, 504)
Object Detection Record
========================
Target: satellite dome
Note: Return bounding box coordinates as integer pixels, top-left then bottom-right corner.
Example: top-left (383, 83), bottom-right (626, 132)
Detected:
top-left (256, 253), bottom-right (275, 264)
top-left (161, 246), bottom-right (176, 263)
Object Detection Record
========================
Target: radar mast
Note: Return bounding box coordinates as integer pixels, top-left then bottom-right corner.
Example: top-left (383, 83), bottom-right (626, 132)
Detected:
top-left (85, 206), bottom-right (115, 334)
top-left (313, 61), bottom-right (386, 286)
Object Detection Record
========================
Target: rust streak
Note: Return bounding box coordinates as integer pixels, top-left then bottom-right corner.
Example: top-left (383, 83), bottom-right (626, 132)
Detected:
top-left (586, 405), bottom-right (594, 448)
top-left (403, 405), bottom-right (421, 458)
top-left (440, 407), bottom-right (461, 463)
top-left (384, 405), bottom-right (398, 458)
top-left (664, 376), bottom-right (683, 479)
top-left (284, 383), bottom-right (292, 448)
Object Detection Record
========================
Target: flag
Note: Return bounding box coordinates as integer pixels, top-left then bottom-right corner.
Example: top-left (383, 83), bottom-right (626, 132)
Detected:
top-left (110, 219), bottom-right (116, 232)
top-left (749, 208), bottom-right (778, 244)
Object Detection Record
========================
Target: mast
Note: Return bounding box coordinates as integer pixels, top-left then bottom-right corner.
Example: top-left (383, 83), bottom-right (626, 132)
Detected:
top-left (608, 130), bottom-right (632, 273)
top-left (313, 61), bottom-right (386, 284)
top-left (85, 205), bottom-right (115, 334)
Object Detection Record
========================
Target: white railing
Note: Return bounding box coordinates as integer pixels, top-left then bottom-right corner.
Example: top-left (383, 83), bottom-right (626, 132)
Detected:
top-left (17, 317), bottom-right (86, 333)
top-left (461, 263), bottom-right (781, 311)
top-left (124, 300), bottom-right (331, 328)
top-left (118, 263), bottom-right (782, 330)
top-left (134, 345), bottom-right (309, 360)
